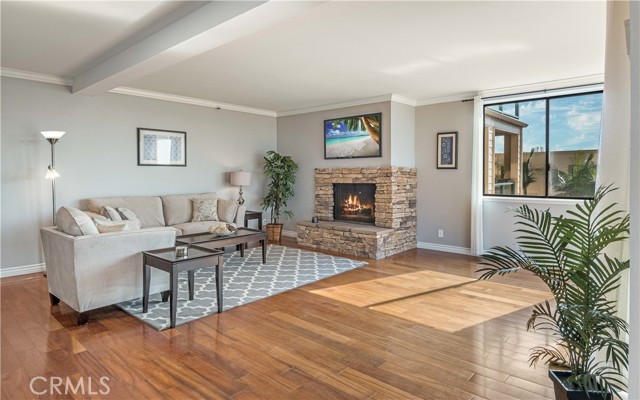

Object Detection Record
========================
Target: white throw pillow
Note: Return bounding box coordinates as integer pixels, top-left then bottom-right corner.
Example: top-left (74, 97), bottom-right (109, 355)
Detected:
top-left (101, 206), bottom-right (122, 221)
top-left (123, 218), bottom-right (142, 230)
top-left (217, 199), bottom-right (239, 223)
top-left (56, 206), bottom-right (100, 236)
top-left (94, 219), bottom-right (129, 233)
top-left (117, 207), bottom-right (138, 221)
top-left (84, 211), bottom-right (107, 221)
top-left (192, 198), bottom-right (218, 222)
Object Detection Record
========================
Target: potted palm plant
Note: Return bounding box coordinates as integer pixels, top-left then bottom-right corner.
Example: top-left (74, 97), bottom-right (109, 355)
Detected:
top-left (477, 185), bottom-right (629, 400)
top-left (261, 150), bottom-right (299, 243)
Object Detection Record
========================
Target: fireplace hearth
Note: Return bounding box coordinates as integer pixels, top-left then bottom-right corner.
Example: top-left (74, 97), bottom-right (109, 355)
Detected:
top-left (333, 183), bottom-right (375, 224)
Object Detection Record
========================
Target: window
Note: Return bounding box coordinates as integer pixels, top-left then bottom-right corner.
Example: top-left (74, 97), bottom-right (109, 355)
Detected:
top-left (483, 91), bottom-right (602, 198)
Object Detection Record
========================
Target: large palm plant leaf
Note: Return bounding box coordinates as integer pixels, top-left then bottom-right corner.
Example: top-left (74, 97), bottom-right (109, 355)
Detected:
top-left (476, 184), bottom-right (629, 397)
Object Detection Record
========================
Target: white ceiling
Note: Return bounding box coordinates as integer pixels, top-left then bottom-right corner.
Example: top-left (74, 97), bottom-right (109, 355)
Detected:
top-left (1, 1), bottom-right (606, 114)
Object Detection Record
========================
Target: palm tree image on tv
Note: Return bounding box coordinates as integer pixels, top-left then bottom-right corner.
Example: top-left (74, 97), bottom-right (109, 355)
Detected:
top-left (324, 113), bottom-right (381, 159)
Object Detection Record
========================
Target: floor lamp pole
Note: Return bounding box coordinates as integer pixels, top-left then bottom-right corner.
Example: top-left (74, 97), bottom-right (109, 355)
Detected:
top-left (51, 141), bottom-right (56, 226)
top-left (42, 131), bottom-right (65, 226)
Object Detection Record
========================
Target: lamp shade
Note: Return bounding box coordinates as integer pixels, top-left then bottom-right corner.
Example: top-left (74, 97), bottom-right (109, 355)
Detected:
top-left (41, 131), bottom-right (66, 140)
top-left (230, 171), bottom-right (251, 186)
top-left (45, 166), bottom-right (60, 179)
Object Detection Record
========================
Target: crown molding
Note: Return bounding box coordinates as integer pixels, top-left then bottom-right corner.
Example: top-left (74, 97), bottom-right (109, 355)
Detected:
top-left (478, 74), bottom-right (604, 99)
top-left (413, 74), bottom-right (605, 107)
top-left (415, 92), bottom-right (476, 106)
top-left (390, 94), bottom-right (417, 107)
top-left (1, 68), bottom-right (277, 117)
top-left (109, 87), bottom-right (277, 117)
top-left (0, 68), bottom-right (72, 86)
top-left (276, 94), bottom-right (398, 117)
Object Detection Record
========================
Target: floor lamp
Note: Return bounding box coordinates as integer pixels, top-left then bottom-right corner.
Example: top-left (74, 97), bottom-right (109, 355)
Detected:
top-left (42, 131), bottom-right (65, 225)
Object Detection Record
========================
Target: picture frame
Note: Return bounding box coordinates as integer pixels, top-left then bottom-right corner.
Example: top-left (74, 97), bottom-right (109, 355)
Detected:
top-left (137, 128), bottom-right (187, 167)
top-left (437, 132), bottom-right (458, 169)
top-left (324, 112), bottom-right (382, 159)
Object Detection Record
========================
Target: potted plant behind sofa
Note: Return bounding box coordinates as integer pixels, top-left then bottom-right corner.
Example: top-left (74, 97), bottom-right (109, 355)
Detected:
top-left (261, 150), bottom-right (299, 244)
top-left (476, 185), bottom-right (629, 400)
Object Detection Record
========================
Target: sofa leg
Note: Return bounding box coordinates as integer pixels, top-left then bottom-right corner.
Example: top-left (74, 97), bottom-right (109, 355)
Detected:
top-left (77, 313), bottom-right (89, 325)
top-left (161, 290), bottom-right (170, 302)
top-left (49, 293), bottom-right (60, 306)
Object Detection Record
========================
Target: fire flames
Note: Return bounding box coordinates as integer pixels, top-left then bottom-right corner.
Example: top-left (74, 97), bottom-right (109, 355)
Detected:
top-left (343, 194), bottom-right (370, 213)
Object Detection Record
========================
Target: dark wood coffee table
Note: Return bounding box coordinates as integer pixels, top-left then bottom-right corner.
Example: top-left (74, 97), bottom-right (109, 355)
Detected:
top-left (142, 246), bottom-right (223, 328)
top-left (176, 228), bottom-right (267, 263)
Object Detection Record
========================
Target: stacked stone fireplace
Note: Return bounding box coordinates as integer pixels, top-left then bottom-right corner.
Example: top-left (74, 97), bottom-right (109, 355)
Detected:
top-left (297, 167), bottom-right (417, 259)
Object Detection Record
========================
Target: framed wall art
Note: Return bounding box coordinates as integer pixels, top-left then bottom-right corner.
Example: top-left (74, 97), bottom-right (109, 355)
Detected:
top-left (137, 128), bottom-right (187, 166)
top-left (437, 132), bottom-right (457, 169)
top-left (324, 113), bottom-right (381, 159)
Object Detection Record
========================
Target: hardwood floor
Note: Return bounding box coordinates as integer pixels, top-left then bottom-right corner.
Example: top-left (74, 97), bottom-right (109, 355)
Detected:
top-left (1, 238), bottom-right (555, 399)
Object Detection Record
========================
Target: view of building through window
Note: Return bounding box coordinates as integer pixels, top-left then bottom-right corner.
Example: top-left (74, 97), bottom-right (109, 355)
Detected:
top-left (484, 91), bottom-right (602, 198)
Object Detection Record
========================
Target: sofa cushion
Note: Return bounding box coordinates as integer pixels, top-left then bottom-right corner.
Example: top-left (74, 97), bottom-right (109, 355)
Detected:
top-left (57, 206), bottom-right (99, 236)
top-left (217, 199), bottom-right (239, 224)
top-left (192, 198), bottom-right (219, 222)
top-left (86, 196), bottom-right (165, 228)
top-left (100, 206), bottom-right (122, 221)
top-left (160, 193), bottom-right (217, 226)
top-left (172, 221), bottom-right (232, 236)
top-left (94, 219), bottom-right (128, 233)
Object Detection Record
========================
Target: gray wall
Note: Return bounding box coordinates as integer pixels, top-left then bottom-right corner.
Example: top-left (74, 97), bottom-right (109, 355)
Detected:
top-left (1, 77), bottom-right (277, 270)
top-left (390, 101), bottom-right (416, 167)
top-left (276, 101), bottom-right (391, 232)
top-left (415, 101), bottom-right (473, 249)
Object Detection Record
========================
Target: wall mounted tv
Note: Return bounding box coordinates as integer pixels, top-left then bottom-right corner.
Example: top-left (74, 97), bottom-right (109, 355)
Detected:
top-left (324, 113), bottom-right (381, 159)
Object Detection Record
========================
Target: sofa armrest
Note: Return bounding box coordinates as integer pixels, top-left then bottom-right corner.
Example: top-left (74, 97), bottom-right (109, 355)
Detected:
top-left (40, 226), bottom-right (177, 312)
top-left (235, 205), bottom-right (247, 227)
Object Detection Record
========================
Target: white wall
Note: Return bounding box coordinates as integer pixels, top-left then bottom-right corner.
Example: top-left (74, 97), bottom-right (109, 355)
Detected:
top-left (1, 77), bottom-right (277, 271)
top-left (415, 101), bottom-right (473, 250)
top-left (276, 101), bottom-right (391, 232)
top-left (390, 101), bottom-right (416, 168)
top-left (482, 197), bottom-right (580, 251)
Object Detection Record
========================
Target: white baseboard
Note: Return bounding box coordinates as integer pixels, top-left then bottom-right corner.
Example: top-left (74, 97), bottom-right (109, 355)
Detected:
top-left (0, 263), bottom-right (46, 278)
top-left (416, 242), bottom-right (474, 256)
top-left (282, 230), bottom-right (297, 238)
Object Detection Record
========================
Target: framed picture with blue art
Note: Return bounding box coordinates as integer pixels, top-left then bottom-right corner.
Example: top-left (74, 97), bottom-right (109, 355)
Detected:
top-left (137, 128), bottom-right (187, 166)
top-left (437, 132), bottom-right (457, 169)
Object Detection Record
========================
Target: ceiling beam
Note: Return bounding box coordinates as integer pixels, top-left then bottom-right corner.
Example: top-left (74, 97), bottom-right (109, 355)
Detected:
top-left (72, 1), bottom-right (322, 96)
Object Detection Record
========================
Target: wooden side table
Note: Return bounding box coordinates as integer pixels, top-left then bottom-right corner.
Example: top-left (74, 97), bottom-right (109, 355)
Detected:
top-left (244, 210), bottom-right (263, 230)
top-left (142, 247), bottom-right (223, 328)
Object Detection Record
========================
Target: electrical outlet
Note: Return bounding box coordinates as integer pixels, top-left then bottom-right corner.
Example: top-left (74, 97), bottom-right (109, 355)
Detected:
top-left (262, 218), bottom-right (267, 225)
top-left (437, 229), bottom-right (444, 238)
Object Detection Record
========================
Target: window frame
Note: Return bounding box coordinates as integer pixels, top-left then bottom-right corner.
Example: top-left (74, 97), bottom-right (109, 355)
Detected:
top-left (483, 89), bottom-right (603, 200)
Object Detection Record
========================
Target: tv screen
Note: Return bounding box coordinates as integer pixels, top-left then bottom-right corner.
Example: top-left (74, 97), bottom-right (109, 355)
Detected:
top-left (324, 113), bottom-right (381, 159)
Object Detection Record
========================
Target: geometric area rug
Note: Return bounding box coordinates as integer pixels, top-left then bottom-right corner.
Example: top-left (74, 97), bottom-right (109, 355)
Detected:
top-left (117, 245), bottom-right (367, 330)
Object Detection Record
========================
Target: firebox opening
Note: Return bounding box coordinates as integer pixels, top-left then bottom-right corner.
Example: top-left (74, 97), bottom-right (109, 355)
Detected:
top-left (333, 183), bottom-right (376, 224)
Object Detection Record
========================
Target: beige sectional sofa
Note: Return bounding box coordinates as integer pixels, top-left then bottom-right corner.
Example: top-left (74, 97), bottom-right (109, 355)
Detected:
top-left (40, 192), bottom-right (246, 323)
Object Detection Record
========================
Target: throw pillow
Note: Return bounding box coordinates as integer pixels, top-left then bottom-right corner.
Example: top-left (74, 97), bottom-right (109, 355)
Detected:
top-left (84, 211), bottom-right (107, 221)
top-left (192, 198), bottom-right (218, 222)
top-left (117, 207), bottom-right (138, 221)
top-left (94, 219), bottom-right (128, 233)
top-left (217, 199), bottom-right (239, 223)
top-left (101, 206), bottom-right (122, 221)
top-left (123, 218), bottom-right (142, 231)
top-left (56, 206), bottom-right (100, 236)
